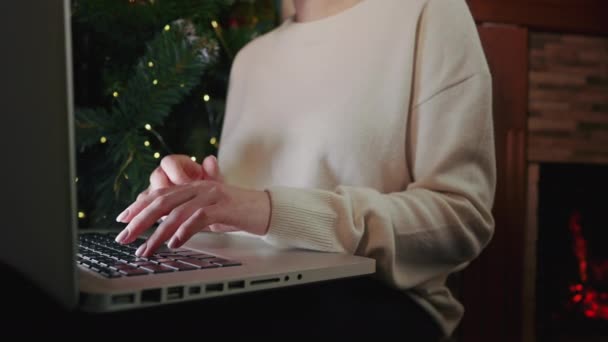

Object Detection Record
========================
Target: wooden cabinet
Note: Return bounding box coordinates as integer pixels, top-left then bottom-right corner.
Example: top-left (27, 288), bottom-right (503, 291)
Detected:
top-left (459, 1), bottom-right (607, 340)
top-left (466, 0), bottom-right (608, 35)
top-left (458, 25), bottom-right (529, 342)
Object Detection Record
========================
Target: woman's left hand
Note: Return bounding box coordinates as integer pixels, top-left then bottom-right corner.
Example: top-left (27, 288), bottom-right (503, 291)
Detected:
top-left (114, 181), bottom-right (271, 257)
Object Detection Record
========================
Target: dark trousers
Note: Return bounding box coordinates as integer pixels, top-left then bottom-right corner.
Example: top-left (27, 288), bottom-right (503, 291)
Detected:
top-left (2, 264), bottom-right (442, 340)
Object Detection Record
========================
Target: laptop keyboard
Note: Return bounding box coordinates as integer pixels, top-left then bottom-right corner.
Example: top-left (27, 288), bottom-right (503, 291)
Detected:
top-left (77, 233), bottom-right (241, 278)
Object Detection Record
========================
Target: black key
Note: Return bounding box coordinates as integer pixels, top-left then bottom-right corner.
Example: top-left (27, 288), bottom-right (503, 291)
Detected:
top-left (179, 259), bottom-right (220, 269)
top-left (150, 258), bottom-right (173, 264)
top-left (169, 248), bottom-right (192, 253)
top-left (168, 256), bottom-right (189, 261)
top-left (186, 253), bottom-right (215, 259)
top-left (120, 243), bottom-right (138, 249)
top-left (106, 252), bottom-right (125, 259)
top-left (118, 256), bottom-right (139, 263)
top-left (96, 260), bottom-right (110, 267)
top-left (174, 250), bottom-right (199, 255)
top-left (114, 263), bottom-right (135, 271)
top-left (96, 247), bottom-right (115, 255)
top-left (142, 256), bottom-right (167, 263)
top-left (105, 233), bottom-right (118, 239)
top-left (106, 264), bottom-right (120, 271)
top-left (156, 253), bottom-right (184, 258)
top-left (79, 259), bottom-right (93, 268)
top-left (87, 258), bottom-right (101, 264)
top-left (116, 246), bottom-right (135, 253)
top-left (96, 265), bottom-right (115, 274)
top-left (139, 264), bottom-right (176, 274)
top-left (130, 238), bottom-right (147, 247)
top-left (161, 261), bottom-right (197, 271)
top-left (129, 261), bottom-right (154, 267)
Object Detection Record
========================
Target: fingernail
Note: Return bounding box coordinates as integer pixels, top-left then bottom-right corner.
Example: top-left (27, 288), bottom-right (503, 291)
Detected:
top-left (116, 209), bottom-right (130, 223)
top-left (168, 236), bottom-right (180, 249)
top-left (135, 242), bottom-right (147, 257)
top-left (115, 229), bottom-right (129, 244)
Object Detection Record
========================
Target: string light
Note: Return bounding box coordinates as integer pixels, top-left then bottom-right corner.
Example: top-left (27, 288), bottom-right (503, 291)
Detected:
top-left (124, 174), bottom-right (129, 180)
top-left (210, 19), bottom-right (232, 59)
top-left (147, 61), bottom-right (154, 68)
top-left (145, 124), bottom-right (152, 130)
top-left (144, 140), bottom-right (150, 147)
top-left (210, 137), bottom-right (217, 146)
top-left (78, 211), bottom-right (86, 219)
top-left (100, 136), bottom-right (107, 144)
top-left (112, 91), bottom-right (119, 98)
top-left (190, 156), bottom-right (197, 162)
top-left (203, 94), bottom-right (210, 102)
top-left (152, 79), bottom-right (158, 85)
top-left (180, 83), bottom-right (185, 88)
top-left (164, 24), bottom-right (171, 31)
top-left (75, 177), bottom-right (79, 183)
top-left (153, 152), bottom-right (161, 159)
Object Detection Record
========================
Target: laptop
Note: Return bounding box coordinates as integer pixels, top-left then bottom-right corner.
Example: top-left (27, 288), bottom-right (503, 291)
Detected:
top-left (0, 0), bottom-right (374, 312)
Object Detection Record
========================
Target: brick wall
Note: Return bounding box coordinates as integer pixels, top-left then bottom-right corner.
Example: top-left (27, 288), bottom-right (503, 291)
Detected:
top-left (529, 33), bottom-right (608, 164)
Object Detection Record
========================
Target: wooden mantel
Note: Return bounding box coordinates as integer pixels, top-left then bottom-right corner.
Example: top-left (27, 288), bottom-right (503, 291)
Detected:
top-left (460, 1), bottom-right (607, 342)
top-left (466, 0), bottom-right (608, 36)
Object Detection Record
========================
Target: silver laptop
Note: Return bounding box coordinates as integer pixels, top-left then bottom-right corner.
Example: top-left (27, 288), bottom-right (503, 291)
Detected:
top-left (0, 0), bottom-right (374, 312)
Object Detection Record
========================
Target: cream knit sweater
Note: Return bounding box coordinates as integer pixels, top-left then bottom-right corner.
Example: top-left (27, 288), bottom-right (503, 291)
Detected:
top-left (218, 0), bottom-right (495, 336)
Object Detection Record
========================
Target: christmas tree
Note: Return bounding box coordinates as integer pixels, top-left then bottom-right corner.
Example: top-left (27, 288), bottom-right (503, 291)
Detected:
top-left (72, 0), bottom-right (278, 226)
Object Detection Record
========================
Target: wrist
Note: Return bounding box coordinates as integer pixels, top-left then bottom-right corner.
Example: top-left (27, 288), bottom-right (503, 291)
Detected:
top-left (252, 189), bottom-right (271, 236)
top-left (261, 190), bottom-right (272, 235)
top-left (239, 188), bottom-right (271, 236)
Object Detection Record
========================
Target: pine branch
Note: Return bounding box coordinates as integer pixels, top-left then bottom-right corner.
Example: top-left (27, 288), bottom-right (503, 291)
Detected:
top-left (72, 0), bottom-right (229, 43)
top-left (76, 19), bottom-right (219, 225)
top-left (73, 0), bottom-right (278, 225)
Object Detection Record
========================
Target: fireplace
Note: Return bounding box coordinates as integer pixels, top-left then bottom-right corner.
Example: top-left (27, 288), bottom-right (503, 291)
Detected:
top-left (536, 163), bottom-right (608, 340)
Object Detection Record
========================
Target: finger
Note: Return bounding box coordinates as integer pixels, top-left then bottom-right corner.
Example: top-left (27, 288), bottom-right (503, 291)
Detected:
top-left (161, 155), bottom-right (203, 185)
top-left (116, 188), bottom-right (150, 223)
top-left (117, 187), bottom-right (169, 225)
top-left (168, 208), bottom-right (210, 249)
top-left (136, 203), bottom-right (196, 257)
top-left (119, 187), bottom-right (196, 244)
top-left (202, 155), bottom-right (223, 182)
top-left (149, 166), bottom-right (173, 191)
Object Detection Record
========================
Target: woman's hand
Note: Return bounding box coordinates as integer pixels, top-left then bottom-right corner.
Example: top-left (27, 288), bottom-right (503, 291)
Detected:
top-left (114, 180), bottom-right (271, 257)
top-left (115, 154), bottom-right (223, 223)
top-left (148, 154), bottom-right (223, 192)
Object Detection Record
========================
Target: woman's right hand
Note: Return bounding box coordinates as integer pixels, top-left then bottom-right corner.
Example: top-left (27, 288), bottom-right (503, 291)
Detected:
top-left (149, 154), bottom-right (223, 191)
top-left (115, 154), bottom-right (223, 224)
top-left (114, 154), bottom-right (261, 250)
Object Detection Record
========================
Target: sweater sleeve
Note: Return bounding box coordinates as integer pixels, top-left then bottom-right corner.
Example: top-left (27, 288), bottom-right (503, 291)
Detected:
top-left (262, 0), bottom-right (496, 289)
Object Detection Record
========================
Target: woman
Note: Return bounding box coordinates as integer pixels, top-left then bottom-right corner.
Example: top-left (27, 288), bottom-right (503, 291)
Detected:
top-left (114, 0), bottom-right (495, 339)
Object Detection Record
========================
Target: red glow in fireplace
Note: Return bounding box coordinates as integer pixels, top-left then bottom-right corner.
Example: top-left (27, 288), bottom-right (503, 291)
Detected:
top-left (537, 164), bottom-right (608, 340)
top-left (567, 211), bottom-right (608, 320)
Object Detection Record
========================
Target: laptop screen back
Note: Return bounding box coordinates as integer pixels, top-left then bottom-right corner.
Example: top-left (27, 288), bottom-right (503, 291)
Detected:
top-left (0, 0), bottom-right (78, 308)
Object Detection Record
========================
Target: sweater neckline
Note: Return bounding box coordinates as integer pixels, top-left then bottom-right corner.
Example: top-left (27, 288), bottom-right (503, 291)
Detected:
top-left (279, 0), bottom-right (371, 36)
